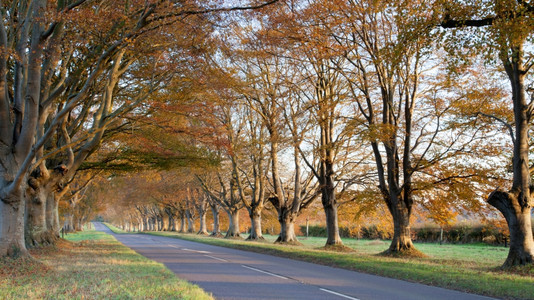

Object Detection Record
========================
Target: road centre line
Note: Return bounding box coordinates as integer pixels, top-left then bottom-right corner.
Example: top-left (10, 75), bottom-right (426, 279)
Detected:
top-left (181, 248), bottom-right (211, 254)
top-left (241, 265), bottom-right (289, 280)
top-left (319, 288), bottom-right (360, 300)
top-left (204, 255), bottom-right (228, 262)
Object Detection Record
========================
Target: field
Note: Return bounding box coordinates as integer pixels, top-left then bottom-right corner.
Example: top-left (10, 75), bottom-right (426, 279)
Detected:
top-left (133, 229), bottom-right (534, 300)
top-left (0, 226), bottom-right (212, 300)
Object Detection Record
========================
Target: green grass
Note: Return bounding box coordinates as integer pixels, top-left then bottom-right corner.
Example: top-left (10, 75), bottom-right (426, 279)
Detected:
top-left (143, 231), bottom-right (533, 300)
top-left (104, 222), bottom-right (130, 234)
top-left (0, 229), bottom-right (212, 300)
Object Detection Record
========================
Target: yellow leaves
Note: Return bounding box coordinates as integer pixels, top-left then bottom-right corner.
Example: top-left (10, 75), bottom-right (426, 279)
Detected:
top-left (361, 123), bottom-right (397, 143)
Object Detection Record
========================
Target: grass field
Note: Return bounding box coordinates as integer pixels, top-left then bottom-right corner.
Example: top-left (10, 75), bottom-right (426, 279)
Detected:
top-left (0, 227), bottom-right (212, 300)
top-left (134, 229), bottom-right (534, 300)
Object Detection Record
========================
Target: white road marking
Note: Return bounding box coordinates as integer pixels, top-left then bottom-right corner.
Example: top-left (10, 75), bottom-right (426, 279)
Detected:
top-left (241, 265), bottom-right (289, 280)
top-left (181, 248), bottom-right (211, 254)
top-left (204, 255), bottom-right (228, 262)
top-left (319, 288), bottom-right (360, 300)
top-left (168, 244), bottom-right (179, 248)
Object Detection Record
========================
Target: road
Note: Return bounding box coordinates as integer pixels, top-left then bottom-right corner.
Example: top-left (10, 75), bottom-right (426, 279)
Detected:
top-left (93, 222), bottom-right (494, 300)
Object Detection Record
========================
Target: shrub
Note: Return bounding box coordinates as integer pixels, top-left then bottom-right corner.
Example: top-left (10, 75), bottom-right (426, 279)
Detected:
top-left (299, 221), bottom-right (521, 245)
top-left (299, 225), bottom-right (327, 237)
top-left (415, 227), bottom-right (439, 242)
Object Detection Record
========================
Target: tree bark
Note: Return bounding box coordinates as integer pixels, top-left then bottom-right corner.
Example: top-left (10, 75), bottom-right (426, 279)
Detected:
top-left (45, 192), bottom-right (60, 238)
top-left (157, 214), bottom-right (164, 231)
top-left (143, 218), bottom-right (148, 231)
top-left (486, 44), bottom-right (534, 267)
top-left (489, 190), bottom-right (534, 267)
top-left (166, 210), bottom-right (176, 231)
top-left (321, 167), bottom-right (342, 246)
top-left (179, 211), bottom-right (186, 233)
top-left (386, 201), bottom-right (415, 253)
top-left (275, 208), bottom-right (299, 244)
top-left (247, 208), bottom-right (264, 240)
top-left (186, 210), bottom-right (195, 233)
top-left (25, 186), bottom-right (49, 247)
top-left (225, 209), bottom-right (241, 238)
top-left (148, 217), bottom-right (155, 231)
top-left (64, 214), bottom-right (74, 232)
top-left (197, 209), bottom-right (209, 235)
top-left (323, 201), bottom-right (342, 246)
top-left (0, 193), bottom-right (28, 257)
top-left (210, 203), bottom-right (222, 236)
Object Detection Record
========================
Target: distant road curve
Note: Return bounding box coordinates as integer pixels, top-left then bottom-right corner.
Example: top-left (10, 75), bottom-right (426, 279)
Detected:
top-left (93, 222), bottom-right (495, 300)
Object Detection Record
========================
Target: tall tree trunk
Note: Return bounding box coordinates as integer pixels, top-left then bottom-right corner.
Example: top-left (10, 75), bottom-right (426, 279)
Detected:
top-left (25, 187), bottom-right (48, 246)
top-left (148, 218), bottom-right (154, 231)
top-left (489, 190), bottom-right (534, 267)
top-left (76, 219), bottom-right (83, 231)
top-left (323, 201), bottom-right (342, 246)
top-left (186, 210), bottom-right (195, 233)
top-left (225, 209), bottom-right (241, 238)
top-left (25, 172), bottom-right (60, 246)
top-left (322, 172), bottom-right (342, 246)
top-left (45, 192), bottom-right (60, 239)
top-left (0, 193), bottom-right (28, 257)
top-left (386, 199), bottom-right (415, 253)
top-left (179, 211), bottom-right (186, 233)
top-left (141, 217), bottom-right (147, 231)
top-left (167, 212), bottom-right (175, 231)
top-left (247, 207), bottom-right (264, 240)
top-left (157, 215), bottom-right (163, 231)
top-left (487, 46), bottom-right (534, 267)
top-left (210, 204), bottom-right (222, 236)
top-left (64, 214), bottom-right (74, 232)
top-left (275, 208), bottom-right (299, 244)
top-left (198, 210), bottom-right (208, 235)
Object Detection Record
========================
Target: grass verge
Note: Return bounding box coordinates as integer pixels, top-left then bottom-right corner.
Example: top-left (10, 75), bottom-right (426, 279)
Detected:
top-left (0, 229), bottom-right (212, 300)
top-left (105, 222), bottom-right (130, 234)
top-left (144, 231), bottom-right (533, 300)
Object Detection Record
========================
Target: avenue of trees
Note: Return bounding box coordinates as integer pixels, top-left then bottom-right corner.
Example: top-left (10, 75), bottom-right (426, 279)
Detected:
top-left (1, 0), bottom-right (533, 269)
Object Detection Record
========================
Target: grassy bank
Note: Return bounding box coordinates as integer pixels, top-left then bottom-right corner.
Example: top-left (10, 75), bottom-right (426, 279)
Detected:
top-left (0, 229), bottom-right (212, 300)
top-left (144, 231), bottom-right (533, 300)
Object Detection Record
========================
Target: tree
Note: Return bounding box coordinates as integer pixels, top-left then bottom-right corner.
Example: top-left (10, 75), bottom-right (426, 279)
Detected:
top-left (316, 0), bottom-right (497, 255)
top-left (0, 0), bottom-right (280, 258)
top-left (197, 168), bottom-right (245, 238)
top-left (439, 0), bottom-right (534, 267)
top-left (317, 0), bottom-right (434, 255)
top-left (273, 4), bottom-right (362, 247)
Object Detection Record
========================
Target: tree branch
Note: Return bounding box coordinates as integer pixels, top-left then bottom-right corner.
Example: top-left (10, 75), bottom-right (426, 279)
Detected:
top-left (150, 1), bottom-right (280, 24)
top-left (474, 111), bottom-right (515, 144)
top-left (441, 17), bottom-right (493, 28)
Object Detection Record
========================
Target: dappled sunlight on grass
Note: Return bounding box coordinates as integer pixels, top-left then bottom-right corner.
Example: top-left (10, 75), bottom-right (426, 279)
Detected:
top-left (0, 230), bottom-right (212, 300)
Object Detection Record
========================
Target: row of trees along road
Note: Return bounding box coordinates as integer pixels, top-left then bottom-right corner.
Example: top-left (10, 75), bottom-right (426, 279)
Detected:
top-left (0, 0), bottom-right (280, 258)
top-left (109, 0), bottom-right (533, 267)
top-left (2, 0), bottom-right (533, 270)
top-left (162, 0), bottom-right (528, 267)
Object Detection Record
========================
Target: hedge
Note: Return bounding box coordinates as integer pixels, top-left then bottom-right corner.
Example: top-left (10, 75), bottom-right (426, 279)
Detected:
top-left (299, 223), bottom-right (534, 245)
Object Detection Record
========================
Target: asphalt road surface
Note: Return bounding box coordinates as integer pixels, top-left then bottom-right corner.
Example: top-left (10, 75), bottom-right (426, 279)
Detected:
top-left (93, 222), bottom-right (495, 300)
